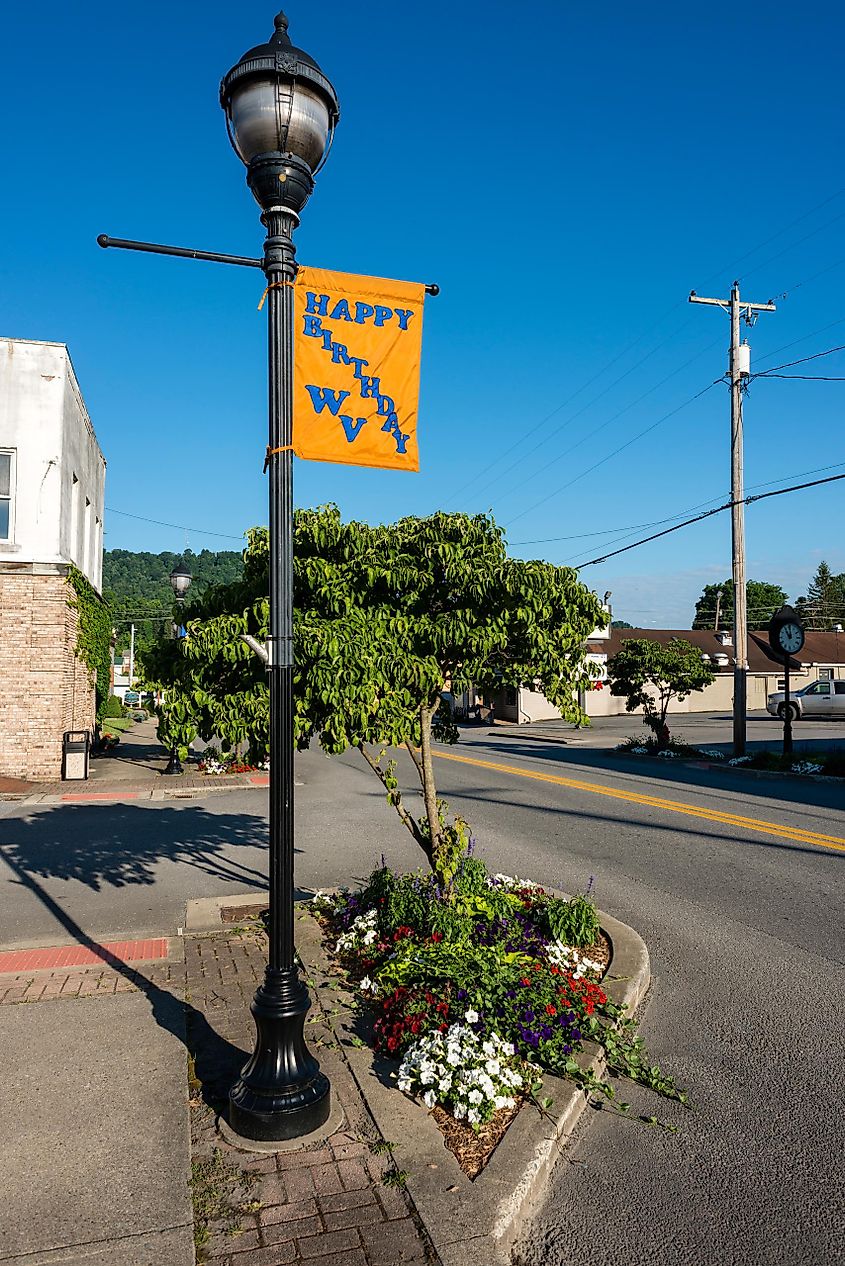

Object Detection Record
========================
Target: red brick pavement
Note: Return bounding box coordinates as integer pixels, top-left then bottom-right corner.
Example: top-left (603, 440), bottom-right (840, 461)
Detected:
top-left (185, 932), bottom-right (437, 1266)
top-left (0, 927), bottom-right (436, 1264)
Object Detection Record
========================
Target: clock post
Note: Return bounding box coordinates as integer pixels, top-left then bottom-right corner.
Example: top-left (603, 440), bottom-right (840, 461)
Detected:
top-left (768, 605), bottom-right (806, 759)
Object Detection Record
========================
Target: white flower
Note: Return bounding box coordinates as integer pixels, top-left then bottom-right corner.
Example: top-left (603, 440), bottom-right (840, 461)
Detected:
top-left (656, 749), bottom-right (677, 758)
top-left (467, 1109), bottom-right (479, 1125)
top-left (482, 1041), bottom-right (496, 1057)
top-left (468, 1089), bottom-right (483, 1105)
top-left (485, 1058), bottom-right (501, 1076)
top-left (728, 755), bottom-right (752, 765)
top-left (631, 746), bottom-right (648, 754)
top-left (698, 749), bottom-right (726, 760)
top-left (359, 976), bottom-right (376, 993)
top-left (422, 1090), bottom-right (436, 1108)
top-left (397, 1077), bottom-right (412, 1093)
top-left (792, 761), bottom-right (823, 775)
top-left (464, 1009), bottom-right (479, 1024)
top-left (453, 1103), bottom-right (466, 1120)
top-left (438, 1077), bottom-right (452, 1093)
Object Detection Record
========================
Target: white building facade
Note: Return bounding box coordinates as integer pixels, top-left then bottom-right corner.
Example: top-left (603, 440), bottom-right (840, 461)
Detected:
top-left (0, 338), bottom-right (106, 779)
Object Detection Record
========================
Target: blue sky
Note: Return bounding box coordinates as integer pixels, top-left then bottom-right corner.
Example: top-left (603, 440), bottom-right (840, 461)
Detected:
top-left (2, 1), bottom-right (844, 625)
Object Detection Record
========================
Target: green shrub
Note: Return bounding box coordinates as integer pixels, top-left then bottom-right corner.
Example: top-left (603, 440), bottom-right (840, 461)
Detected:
top-left (543, 893), bottom-right (600, 947)
top-left (103, 694), bottom-right (124, 719)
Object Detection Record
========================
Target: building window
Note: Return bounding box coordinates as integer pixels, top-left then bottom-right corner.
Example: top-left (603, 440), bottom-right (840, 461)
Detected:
top-left (0, 449), bottom-right (14, 541)
top-left (819, 668), bottom-right (833, 681)
top-left (70, 473), bottom-right (80, 563)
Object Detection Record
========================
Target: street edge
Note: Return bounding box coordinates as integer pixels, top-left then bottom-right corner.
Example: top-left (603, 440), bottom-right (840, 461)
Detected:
top-left (186, 892), bottom-right (651, 1265)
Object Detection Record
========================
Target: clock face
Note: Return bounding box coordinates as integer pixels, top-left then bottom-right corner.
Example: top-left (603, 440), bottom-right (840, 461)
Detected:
top-left (778, 622), bottom-right (804, 654)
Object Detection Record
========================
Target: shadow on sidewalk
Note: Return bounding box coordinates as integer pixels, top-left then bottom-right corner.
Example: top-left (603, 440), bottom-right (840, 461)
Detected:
top-left (2, 848), bottom-right (246, 1112)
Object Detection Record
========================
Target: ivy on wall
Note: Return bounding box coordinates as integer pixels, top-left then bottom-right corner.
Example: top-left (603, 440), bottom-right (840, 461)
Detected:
top-left (67, 566), bottom-right (112, 724)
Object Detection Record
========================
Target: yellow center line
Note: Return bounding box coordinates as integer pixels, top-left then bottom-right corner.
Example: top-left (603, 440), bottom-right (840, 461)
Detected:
top-left (433, 749), bottom-right (845, 854)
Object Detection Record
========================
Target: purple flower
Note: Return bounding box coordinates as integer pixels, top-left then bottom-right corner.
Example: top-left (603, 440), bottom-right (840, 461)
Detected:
top-left (563, 1044), bottom-right (572, 1054)
top-left (539, 1024), bottom-right (552, 1039)
top-left (572, 1029), bottom-right (581, 1041)
top-left (522, 1009), bottom-right (535, 1023)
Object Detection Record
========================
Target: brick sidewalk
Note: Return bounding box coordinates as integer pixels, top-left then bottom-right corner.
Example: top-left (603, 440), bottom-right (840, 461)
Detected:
top-left (0, 928), bottom-right (437, 1264)
top-left (185, 932), bottom-right (437, 1266)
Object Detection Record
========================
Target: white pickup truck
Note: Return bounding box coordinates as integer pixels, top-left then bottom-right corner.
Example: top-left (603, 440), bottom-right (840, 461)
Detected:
top-left (766, 679), bottom-right (845, 720)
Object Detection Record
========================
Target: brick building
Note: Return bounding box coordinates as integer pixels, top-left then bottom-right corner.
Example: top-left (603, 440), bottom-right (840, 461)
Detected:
top-left (0, 338), bottom-right (106, 779)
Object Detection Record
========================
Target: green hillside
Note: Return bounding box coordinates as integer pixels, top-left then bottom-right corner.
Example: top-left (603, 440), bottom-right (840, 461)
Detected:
top-left (103, 547), bottom-right (244, 655)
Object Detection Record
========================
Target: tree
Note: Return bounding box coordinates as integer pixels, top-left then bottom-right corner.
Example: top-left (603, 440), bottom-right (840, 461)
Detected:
top-left (148, 508), bottom-right (605, 886)
top-left (103, 547), bottom-right (244, 657)
top-left (692, 579), bottom-right (788, 630)
top-left (611, 619), bottom-right (633, 629)
top-left (607, 638), bottom-right (715, 747)
top-left (796, 561), bottom-right (845, 630)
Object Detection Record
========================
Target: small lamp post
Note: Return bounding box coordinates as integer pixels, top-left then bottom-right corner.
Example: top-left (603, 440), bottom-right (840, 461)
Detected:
top-left (163, 562), bottom-right (193, 774)
top-left (218, 11), bottom-right (339, 1142)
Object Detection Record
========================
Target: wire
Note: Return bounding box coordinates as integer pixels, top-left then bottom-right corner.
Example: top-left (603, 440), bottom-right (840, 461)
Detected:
top-left (755, 374), bottom-right (845, 382)
top-left (504, 378), bottom-right (722, 530)
top-left (105, 506), bottom-right (245, 542)
top-left (573, 471), bottom-right (845, 569)
top-left (753, 343), bottom-right (845, 377)
top-left (440, 190), bottom-right (845, 512)
top-left (510, 459), bottom-right (845, 548)
top-left (739, 207), bottom-right (845, 284)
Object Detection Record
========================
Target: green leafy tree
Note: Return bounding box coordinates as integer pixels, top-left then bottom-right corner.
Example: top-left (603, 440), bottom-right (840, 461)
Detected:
top-left (692, 579), bottom-right (788, 631)
top-left (147, 508), bottom-right (605, 885)
top-left (611, 619), bottom-right (633, 629)
top-left (796, 561), bottom-right (845, 630)
top-left (103, 546), bottom-right (244, 657)
top-left (607, 638), bottom-right (715, 746)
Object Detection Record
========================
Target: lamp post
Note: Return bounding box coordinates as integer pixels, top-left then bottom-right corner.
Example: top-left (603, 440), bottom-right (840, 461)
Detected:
top-left (164, 562), bottom-right (193, 775)
top-left (219, 11), bottom-right (339, 1142)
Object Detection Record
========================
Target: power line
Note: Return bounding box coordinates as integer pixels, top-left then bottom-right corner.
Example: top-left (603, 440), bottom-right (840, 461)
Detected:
top-left (511, 458), bottom-right (845, 548)
top-left (574, 471), bottom-right (845, 569)
top-left (504, 378), bottom-right (722, 529)
top-left (755, 374), bottom-right (845, 382)
top-left (440, 191), bottom-right (845, 513)
top-left (105, 505), bottom-right (246, 542)
top-left (753, 343), bottom-right (845, 377)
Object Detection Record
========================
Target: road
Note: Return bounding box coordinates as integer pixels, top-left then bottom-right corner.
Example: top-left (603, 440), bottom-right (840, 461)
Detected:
top-left (1, 732), bottom-right (842, 1264)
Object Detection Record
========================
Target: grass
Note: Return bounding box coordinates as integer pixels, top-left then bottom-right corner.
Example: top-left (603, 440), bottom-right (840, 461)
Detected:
top-left (190, 1149), bottom-right (259, 1258)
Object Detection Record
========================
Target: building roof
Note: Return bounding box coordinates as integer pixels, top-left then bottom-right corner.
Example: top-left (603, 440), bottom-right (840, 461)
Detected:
top-left (588, 628), bottom-right (845, 673)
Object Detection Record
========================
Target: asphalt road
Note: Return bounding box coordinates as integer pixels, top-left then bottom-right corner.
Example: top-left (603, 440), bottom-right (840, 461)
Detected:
top-left (0, 734), bottom-right (842, 1264)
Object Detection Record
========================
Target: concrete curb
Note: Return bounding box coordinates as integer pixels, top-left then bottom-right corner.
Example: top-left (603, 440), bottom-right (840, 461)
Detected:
top-left (606, 749), bottom-right (845, 785)
top-left (187, 892), bottom-right (651, 1265)
top-left (5, 775), bottom-right (271, 806)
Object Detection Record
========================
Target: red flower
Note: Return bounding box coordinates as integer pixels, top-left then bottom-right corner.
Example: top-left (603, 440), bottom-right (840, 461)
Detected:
top-left (431, 932), bottom-right (443, 943)
top-left (545, 1004), bottom-right (557, 1016)
top-left (520, 978), bottom-right (530, 987)
top-left (550, 966), bottom-right (560, 975)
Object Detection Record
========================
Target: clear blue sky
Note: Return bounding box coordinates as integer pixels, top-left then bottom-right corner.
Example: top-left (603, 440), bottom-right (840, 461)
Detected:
top-left (3, 1), bottom-right (844, 625)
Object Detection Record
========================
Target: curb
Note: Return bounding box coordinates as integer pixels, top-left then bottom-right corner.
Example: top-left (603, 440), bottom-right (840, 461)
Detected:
top-left (187, 892), bottom-right (651, 1265)
top-left (606, 749), bottom-right (845, 785)
top-left (5, 775), bottom-right (271, 806)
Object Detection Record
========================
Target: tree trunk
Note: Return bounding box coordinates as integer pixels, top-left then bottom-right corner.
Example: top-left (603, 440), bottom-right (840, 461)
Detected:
top-left (418, 703), bottom-right (442, 864)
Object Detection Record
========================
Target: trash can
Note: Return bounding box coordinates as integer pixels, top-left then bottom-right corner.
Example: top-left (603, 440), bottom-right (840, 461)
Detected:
top-left (62, 730), bottom-right (90, 781)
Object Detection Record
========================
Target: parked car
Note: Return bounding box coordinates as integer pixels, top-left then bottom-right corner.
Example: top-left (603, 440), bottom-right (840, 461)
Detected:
top-left (766, 680), bottom-right (845, 720)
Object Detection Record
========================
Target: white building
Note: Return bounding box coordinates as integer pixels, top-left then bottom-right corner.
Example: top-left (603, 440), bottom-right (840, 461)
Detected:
top-left (0, 338), bottom-right (107, 779)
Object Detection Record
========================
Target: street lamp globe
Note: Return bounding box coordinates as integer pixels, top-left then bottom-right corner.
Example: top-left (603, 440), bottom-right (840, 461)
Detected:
top-left (169, 563), bottom-right (192, 603)
top-left (220, 10), bottom-right (340, 212)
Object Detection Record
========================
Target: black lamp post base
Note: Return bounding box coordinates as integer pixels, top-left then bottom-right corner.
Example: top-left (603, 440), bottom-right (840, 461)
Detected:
top-left (164, 750), bottom-right (183, 775)
top-left (228, 968), bottom-right (331, 1142)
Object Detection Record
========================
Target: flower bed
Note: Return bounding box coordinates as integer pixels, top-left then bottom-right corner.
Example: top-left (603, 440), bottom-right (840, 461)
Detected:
top-left (198, 749), bottom-right (269, 775)
top-left (312, 854), bottom-right (684, 1177)
top-left (614, 735), bottom-right (845, 777)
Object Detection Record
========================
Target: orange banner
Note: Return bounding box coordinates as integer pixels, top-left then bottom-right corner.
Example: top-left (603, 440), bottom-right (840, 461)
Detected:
top-left (293, 266), bottom-right (426, 471)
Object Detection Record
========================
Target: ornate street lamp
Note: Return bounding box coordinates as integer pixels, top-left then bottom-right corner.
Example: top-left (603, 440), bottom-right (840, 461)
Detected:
top-left (163, 562), bottom-right (193, 774)
top-left (219, 11), bottom-right (339, 1142)
top-left (169, 562), bottom-right (193, 603)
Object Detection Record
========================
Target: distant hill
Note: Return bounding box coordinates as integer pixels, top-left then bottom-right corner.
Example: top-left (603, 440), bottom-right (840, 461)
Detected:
top-left (103, 547), bottom-right (244, 655)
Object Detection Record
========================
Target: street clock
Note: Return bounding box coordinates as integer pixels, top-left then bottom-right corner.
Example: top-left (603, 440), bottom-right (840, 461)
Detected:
top-left (768, 605), bottom-right (805, 658)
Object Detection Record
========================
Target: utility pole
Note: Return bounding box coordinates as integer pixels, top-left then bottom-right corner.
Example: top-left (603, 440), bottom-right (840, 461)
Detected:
top-left (689, 281), bottom-right (776, 756)
top-left (128, 623), bottom-right (135, 693)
